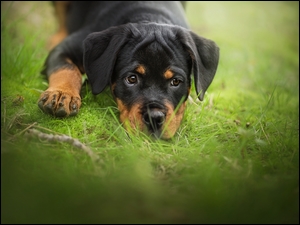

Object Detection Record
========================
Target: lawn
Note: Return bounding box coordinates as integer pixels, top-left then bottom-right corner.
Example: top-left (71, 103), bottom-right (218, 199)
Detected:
top-left (1, 1), bottom-right (299, 224)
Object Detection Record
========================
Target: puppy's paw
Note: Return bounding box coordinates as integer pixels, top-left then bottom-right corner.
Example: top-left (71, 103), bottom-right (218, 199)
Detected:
top-left (38, 89), bottom-right (81, 117)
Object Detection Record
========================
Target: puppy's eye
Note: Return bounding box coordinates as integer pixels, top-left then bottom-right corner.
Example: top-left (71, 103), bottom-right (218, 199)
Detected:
top-left (170, 78), bottom-right (181, 87)
top-left (125, 75), bottom-right (138, 85)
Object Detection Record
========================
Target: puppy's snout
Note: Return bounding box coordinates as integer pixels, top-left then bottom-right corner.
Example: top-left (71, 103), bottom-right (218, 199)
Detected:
top-left (142, 103), bottom-right (166, 131)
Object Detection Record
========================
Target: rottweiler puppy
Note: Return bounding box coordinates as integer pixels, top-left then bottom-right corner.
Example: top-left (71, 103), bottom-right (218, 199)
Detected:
top-left (38, 1), bottom-right (219, 139)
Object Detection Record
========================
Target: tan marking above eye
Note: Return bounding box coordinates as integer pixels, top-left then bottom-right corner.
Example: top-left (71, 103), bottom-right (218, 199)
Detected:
top-left (164, 69), bottom-right (174, 79)
top-left (135, 65), bottom-right (146, 75)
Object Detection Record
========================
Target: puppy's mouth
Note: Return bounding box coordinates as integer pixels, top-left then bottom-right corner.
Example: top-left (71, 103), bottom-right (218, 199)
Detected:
top-left (116, 98), bottom-right (186, 139)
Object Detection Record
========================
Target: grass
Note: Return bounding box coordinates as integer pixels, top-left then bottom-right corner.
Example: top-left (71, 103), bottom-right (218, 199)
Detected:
top-left (1, 1), bottom-right (299, 224)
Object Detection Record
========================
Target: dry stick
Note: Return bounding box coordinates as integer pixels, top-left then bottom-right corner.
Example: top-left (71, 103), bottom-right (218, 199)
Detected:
top-left (25, 128), bottom-right (99, 162)
top-left (18, 122), bottom-right (64, 135)
top-left (7, 122), bottom-right (37, 142)
top-left (15, 122), bottom-right (37, 136)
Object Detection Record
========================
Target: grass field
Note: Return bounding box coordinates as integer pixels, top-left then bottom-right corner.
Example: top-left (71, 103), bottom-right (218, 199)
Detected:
top-left (1, 1), bottom-right (299, 224)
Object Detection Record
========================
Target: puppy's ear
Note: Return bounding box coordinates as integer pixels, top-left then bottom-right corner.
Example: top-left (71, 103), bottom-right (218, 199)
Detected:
top-left (83, 25), bottom-right (133, 94)
top-left (176, 28), bottom-right (219, 101)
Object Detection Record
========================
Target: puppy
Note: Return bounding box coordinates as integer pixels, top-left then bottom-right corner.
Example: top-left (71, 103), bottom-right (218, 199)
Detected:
top-left (38, 1), bottom-right (219, 139)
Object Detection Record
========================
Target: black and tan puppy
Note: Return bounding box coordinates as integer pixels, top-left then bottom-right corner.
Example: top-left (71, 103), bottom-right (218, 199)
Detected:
top-left (38, 1), bottom-right (219, 139)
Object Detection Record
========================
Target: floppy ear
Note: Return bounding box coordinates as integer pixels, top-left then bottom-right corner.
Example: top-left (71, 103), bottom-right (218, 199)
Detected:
top-left (177, 28), bottom-right (219, 101)
top-left (83, 25), bottom-right (133, 94)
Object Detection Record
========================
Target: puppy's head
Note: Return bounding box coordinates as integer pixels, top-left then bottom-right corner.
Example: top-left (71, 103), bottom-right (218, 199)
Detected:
top-left (83, 23), bottom-right (219, 139)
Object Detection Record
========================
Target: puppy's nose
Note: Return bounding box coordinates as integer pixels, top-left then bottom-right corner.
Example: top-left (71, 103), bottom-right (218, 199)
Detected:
top-left (143, 110), bottom-right (166, 131)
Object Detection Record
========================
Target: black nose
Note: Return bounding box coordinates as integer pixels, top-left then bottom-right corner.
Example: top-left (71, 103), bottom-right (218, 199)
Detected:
top-left (143, 110), bottom-right (166, 131)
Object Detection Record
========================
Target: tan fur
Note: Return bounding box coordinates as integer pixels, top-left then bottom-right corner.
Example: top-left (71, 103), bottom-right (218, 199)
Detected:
top-left (48, 1), bottom-right (70, 50)
top-left (163, 69), bottom-right (174, 79)
top-left (116, 98), bottom-right (145, 133)
top-left (48, 67), bottom-right (81, 93)
top-left (38, 59), bottom-right (82, 115)
top-left (135, 65), bottom-right (146, 75)
top-left (162, 101), bottom-right (186, 139)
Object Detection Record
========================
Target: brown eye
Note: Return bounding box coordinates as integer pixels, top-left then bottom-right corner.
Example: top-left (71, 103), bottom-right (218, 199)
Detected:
top-left (125, 75), bottom-right (138, 85)
top-left (170, 78), bottom-right (181, 86)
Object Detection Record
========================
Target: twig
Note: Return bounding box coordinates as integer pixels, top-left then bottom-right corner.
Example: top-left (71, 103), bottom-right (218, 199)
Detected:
top-left (25, 128), bottom-right (99, 162)
top-left (7, 122), bottom-right (37, 142)
top-left (7, 112), bottom-right (29, 131)
top-left (14, 122), bottom-right (37, 136)
top-left (17, 122), bottom-right (63, 135)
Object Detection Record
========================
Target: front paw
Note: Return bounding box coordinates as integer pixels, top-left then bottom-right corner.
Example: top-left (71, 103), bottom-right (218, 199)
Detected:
top-left (38, 90), bottom-right (81, 117)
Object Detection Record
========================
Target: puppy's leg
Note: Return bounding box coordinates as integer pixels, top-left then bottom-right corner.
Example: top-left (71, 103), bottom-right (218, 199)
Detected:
top-left (39, 30), bottom-right (90, 117)
top-left (38, 60), bottom-right (82, 117)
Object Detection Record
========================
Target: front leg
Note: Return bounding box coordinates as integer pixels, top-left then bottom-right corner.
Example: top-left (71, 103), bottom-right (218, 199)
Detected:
top-left (38, 62), bottom-right (82, 117)
top-left (39, 28), bottom-right (91, 117)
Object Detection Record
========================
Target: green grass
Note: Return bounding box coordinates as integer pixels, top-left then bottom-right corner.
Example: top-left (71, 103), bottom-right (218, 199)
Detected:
top-left (1, 1), bottom-right (299, 224)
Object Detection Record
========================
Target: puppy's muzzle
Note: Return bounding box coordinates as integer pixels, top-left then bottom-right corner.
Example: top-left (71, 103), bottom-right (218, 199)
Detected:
top-left (142, 102), bottom-right (166, 132)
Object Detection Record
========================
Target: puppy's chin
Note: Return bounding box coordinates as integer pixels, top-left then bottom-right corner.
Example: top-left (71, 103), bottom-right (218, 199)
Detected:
top-left (150, 129), bottom-right (176, 140)
top-left (120, 110), bottom-right (185, 140)
top-left (116, 98), bottom-right (187, 139)
top-left (122, 122), bottom-right (176, 140)
top-left (143, 126), bottom-right (175, 140)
